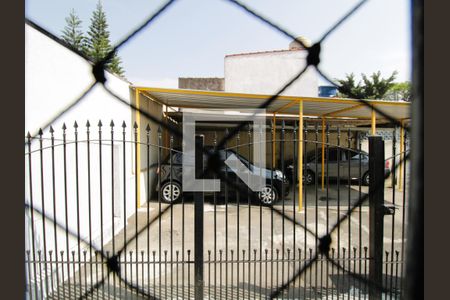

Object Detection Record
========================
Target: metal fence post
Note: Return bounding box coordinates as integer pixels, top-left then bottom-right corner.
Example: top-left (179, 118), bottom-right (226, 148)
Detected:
top-left (194, 135), bottom-right (204, 300)
top-left (369, 136), bottom-right (384, 300)
top-left (404, 0), bottom-right (424, 299)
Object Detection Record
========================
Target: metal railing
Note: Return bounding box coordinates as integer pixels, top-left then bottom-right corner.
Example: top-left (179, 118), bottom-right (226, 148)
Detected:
top-left (25, 120), bottom-right (408, 299)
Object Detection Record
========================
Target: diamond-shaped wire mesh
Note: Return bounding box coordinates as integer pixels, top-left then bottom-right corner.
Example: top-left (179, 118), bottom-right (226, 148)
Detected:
top-left (25, 0), bottom-right (411, 299)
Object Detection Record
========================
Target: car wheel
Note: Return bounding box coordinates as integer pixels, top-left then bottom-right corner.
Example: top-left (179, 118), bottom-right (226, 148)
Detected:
top-left (303, 171), bottom-right (315, 185)
top-left (362, 172), bottom-right (370, 186)
top-left (258, 185), bottom-right (278, 205)
top-left (161, 181), bottom-right (182, 203)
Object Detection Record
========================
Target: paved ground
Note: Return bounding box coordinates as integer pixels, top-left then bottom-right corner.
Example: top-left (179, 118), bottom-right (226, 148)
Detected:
top-left (129, 183), bottom-right (407, 255)
top-left (47, 282), bottom-right (398, 299)
top-left (49, 184), bottom-right (407, 299)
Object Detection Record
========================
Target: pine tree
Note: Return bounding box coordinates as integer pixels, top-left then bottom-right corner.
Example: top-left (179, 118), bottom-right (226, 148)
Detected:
top-left (109, 51), bottom-right (124, 76)
top-left (61, 9), bottom-right (86, 53)
top-left (86, 1), bottom-right (124, 77)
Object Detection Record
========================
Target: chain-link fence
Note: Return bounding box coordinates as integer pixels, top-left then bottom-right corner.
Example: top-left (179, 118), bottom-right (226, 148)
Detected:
top-left (25, 0), bottom-right (415, 299)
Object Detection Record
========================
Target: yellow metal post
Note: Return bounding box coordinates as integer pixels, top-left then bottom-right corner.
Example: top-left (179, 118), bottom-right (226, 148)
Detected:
top-left (398, 120), bottom-right (405, 190)
top-left (298, 100), bottom-right (304, 212)
top-left (135, 88), bottom-right (142, 208)
top-left (371, 108), bottom-right (376, 135)
top-left (321, 118), bottom-right (325, 190)
top-left (163, 105), bottom-right (169, 148)
top-left (272, 114), bottom-right (277, 168)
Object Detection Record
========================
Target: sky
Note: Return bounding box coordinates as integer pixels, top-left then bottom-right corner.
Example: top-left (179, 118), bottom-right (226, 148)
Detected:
top-left (26, 0), bottom-right (411, 88)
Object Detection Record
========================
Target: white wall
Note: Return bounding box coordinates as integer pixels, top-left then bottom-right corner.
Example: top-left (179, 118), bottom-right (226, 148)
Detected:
top-left (224, 50), bottom-right (318, 97)
top-left (25, 23), bottom-right (151, 273)
top-left (25, 24), bottom-right (133, 135)
top-left (361, 136), bottom-right (409, 188)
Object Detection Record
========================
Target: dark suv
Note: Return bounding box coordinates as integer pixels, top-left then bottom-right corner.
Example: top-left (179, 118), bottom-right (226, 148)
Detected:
top-left (155, 147), bottom-right (290, 205)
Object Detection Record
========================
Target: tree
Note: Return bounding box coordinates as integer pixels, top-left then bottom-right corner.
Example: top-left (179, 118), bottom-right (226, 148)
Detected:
top-left (86, 1), bottom-right (124, 76)
top-left (61, 9), bottom-right (86, 53)
top-left (108, 51), bottom-right (124, 77)
top-left (336, 71), bottom-right (397, 99)
top-left (386, 82), bottom-right (412, 102)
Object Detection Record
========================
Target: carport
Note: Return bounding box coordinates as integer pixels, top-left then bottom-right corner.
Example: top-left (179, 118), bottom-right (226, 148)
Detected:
top-left (132, 86), bottom-right (410, 211)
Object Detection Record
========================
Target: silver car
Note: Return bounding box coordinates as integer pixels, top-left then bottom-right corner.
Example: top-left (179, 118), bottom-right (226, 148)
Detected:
top-left (286, 147), bottom-right (390, 186)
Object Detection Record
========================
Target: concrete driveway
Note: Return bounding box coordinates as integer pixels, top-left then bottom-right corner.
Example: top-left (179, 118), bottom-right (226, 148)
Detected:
top-left (66, 183), bottom-right (407, 298)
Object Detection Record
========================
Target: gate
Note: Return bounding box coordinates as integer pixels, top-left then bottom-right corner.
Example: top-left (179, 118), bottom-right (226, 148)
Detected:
top-left (25, 119), bottom-right (408, 299)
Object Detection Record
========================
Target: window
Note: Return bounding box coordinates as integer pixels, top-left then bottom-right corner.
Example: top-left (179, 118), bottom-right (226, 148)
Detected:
top-left (308, 148), bottom-right (345, 162)
top-left (171, 152), bottom-right (183, 164)
top-left (350, 152), bottom-right (368, 161)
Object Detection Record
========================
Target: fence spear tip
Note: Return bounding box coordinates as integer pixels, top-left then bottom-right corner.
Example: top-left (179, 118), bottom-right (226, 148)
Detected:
top-left (49, 126), bottom-right (54, 133)
top-left (133, 121), bottom-right (138, 129)
top-left (38, 128), bottom-right (43, 135)
top-left (157, 125), bottom-right (162, 133)
top-left (62, 123), bottom-right (67, 130)
top-left (86, 120), bottom-right (90, 127)
top-left (98, 120), bottom-right (103, 127)
top-left (110, 120), bottom-right (115, 127)
top-left (122, 121), bottom-right (127, 128)
top-left (26, 131), bottom-right (31, 138)
top-left (146, 124), bottom-right (151, 132)
top-left (74, 121), bottom-right (78, 128)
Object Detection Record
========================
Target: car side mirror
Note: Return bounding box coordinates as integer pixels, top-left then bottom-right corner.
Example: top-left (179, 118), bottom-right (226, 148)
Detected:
top-left (383, 203), bottom-right (397, 216)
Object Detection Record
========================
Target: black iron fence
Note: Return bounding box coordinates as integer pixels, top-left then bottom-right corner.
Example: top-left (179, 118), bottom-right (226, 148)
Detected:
top-left (25, 120), bottom-right (408, 299)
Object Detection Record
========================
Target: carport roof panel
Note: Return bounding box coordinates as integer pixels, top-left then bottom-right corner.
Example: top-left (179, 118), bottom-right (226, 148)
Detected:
top-left (136, 87), bottom-right (410, 120)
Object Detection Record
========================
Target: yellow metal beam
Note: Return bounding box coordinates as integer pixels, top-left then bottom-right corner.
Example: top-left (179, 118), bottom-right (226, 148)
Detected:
top-left (298, 100), bottom-right (304, 212)
top-left (275, 101), bottom-right (297, 114)
top-left (321, 118), bottom-right (325, 190)
top-left (133, 86), bottom-right (411, 107)
top-left (163, 105), bottom-right (169, 148)
top-left (323, 104), bottom-right (366, 117)
top-left (168, 104), bottom-right (375, 120)
top-left (398, 120), bottom-right (405, 190)
top-left (135, 88), bottom-right (142, 208)
top-left (140, 90), bottom-right (166, 107)
top-left (272, 114), bottom-right (277, 168)
top-left (371, 108), bottom-right (376, 135)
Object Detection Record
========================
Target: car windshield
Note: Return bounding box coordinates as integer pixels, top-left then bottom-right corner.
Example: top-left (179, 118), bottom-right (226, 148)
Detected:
top-left (306, 148), bottom-right (359, 162)
top-left (350, 151), bottom-right (368, 160)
